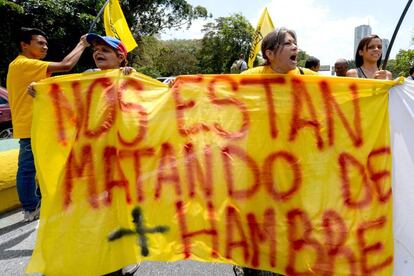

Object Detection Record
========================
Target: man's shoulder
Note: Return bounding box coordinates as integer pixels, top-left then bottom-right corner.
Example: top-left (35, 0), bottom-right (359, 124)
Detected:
top-left (345, 68), bottom-right (358, 77)
top-left (297, 67), bottom-right (318, 75)
top-left (9, 55), bottom-right (49, 68)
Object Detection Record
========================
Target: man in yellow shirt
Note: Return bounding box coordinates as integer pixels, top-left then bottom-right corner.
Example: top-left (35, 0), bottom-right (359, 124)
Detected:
top-left (6, 27), bottom-right (89, 222)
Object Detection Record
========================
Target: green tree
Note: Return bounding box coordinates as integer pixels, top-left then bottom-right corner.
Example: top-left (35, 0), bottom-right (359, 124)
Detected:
top-left (385, 59), bottom-right (397, 77)
top-left (347, 60), bottom-right (356, 69)
top-left (155, 39), bottom-right (201, 76)
top-left (122, 0), bottom-right (210, 36)
top-left (297, 50), bottom-right (309, 68)
top-left (0, 0), bottom-right (209, 86)
top-left (131, 35), bottom-right (163, 69)
top-left (390, 49), bottom-right (414, 77)
top-left (197, 14), bottom-right (254, 74)
top-left (0, 0), bottom-right (24, 86)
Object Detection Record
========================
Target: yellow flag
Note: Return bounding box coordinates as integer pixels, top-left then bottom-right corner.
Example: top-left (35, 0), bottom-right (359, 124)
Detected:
top-left (248, 8), bottom-right (275, 68)
top-left (104, 0), bottom-right (137, 52)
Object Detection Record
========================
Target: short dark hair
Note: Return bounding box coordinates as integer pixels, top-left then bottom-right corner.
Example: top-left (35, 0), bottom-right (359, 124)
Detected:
top-left (261, 27), bottom-right (297, 65)
top-left (410, 66), bottom-right (414, 76)
top-left (355, 34), bottom-right (382, 68)
top-left (305, 56), bottom-right (320, 69)
top-left (18, 27), bottom-right (47, 51)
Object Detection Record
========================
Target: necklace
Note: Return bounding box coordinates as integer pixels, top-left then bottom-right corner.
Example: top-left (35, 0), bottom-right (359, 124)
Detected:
top-left (360, 66), bottom-right (377, 78)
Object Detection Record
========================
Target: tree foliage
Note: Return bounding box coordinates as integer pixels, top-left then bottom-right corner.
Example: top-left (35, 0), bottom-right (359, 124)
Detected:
top-left (388, 49), bottom-right (414, 77)
top-left (197, 14), bottom-right (254, 74)
top-left (121, 0), bottom-right (210, 36)
top-left (0, 0), bottom-right (104, 85)
top-left (155, 39), bottom-right (201, 76)
top-left (129, 36), bottom-right (201, 77)
top-left (0, 0), bottom-right (209, 86)
top-left (297, 50), bottom-right (309, 68)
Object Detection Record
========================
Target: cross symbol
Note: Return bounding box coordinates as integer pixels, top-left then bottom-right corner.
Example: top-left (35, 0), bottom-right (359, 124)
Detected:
top-left (108, 206), bottom-right (169, 256)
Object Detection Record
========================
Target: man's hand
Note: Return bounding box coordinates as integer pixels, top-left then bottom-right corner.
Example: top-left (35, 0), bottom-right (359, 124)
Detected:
top-left (27, 82), bottom-right (36, 98)
top-left (80, 34), bottom-right (89, 47)
top-left (121, 67), bottom-right (135, 75)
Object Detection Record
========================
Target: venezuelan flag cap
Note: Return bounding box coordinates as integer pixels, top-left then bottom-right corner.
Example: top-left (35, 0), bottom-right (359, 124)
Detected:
top-left (86, 33), bottom-right (127, 57)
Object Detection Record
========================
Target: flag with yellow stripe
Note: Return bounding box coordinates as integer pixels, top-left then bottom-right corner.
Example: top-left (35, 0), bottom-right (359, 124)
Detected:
top-left (248, 8), bottom-right (275, 68)
top-left (104, 0), bottom-right (137, 52)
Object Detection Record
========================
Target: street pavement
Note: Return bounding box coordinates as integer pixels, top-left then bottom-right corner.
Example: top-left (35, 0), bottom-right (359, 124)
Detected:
top-left (0, 209), bottom-right (235, 276)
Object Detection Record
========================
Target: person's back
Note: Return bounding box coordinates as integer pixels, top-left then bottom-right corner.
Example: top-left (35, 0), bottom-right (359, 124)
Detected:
top-left (304, 56), bottom-right (320, 72)
top-left (231, 53), bottom-right (248, 73)
top-left (408, 66), bottom-right (414, 80)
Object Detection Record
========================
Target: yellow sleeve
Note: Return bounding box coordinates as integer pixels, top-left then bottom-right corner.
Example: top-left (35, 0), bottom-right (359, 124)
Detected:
top-left (6, 56), bottom-right (51, 138)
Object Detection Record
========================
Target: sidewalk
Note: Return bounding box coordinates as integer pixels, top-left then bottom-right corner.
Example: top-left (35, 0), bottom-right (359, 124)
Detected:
top-left (0, 209), bottom-right (40, 276)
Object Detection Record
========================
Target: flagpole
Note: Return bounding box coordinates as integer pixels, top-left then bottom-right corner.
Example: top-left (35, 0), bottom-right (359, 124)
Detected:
top-left (382, 0), bottom-right (413, 70)
top-left (88, 0), bottom-right (110, 33)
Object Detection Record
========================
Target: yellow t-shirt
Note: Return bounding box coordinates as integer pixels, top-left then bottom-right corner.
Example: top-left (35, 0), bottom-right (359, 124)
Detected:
top-left (6, 55), bottom-right (51, 138)
top-left (241, 65), bottom-right (318, 75)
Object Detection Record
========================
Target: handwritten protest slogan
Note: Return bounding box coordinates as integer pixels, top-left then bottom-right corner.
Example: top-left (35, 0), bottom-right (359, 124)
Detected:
top-left (27, 70), bottom-right (396, 276)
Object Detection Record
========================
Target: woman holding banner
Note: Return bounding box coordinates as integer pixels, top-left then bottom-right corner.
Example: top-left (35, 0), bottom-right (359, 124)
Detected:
top-left (346, 35), bottom-right (392, 80)
top-left (27, 34), bottom-right (138, 275)
top-left (236, 26), bottom-right (309, 276)
top-left (242, 27), bottom-right (317, 76)
top-left (85, 33), bottom-right (139, 276)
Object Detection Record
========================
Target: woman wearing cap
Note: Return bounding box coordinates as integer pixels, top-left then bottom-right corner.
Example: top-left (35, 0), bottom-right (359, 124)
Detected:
top-left (27, 35), bottom-right (138, 275)
top-left (28, 34), bottom-right (134, 98)
top-left (242, 27), bottom-right (317, 76)
top-left (85, 33), bottom-right (139, 276)
top-left (85, 33), bottom-right (133, 74)
top-left (346, 35), bottom-right (392, 80)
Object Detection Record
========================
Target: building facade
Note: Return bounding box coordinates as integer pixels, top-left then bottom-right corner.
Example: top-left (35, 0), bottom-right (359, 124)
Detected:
top-left (354, 25), bottom-right (372, 56)
top-left (382, 38), bottom-right (390, 60)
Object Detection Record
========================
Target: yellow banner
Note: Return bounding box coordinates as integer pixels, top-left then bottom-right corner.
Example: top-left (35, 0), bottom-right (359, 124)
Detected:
top-left (104, 0), bottom-right (137, 52)
top-left (248, 8), bottom-right (275, 68)
top-left (27, 71), bottom-right (396, 276)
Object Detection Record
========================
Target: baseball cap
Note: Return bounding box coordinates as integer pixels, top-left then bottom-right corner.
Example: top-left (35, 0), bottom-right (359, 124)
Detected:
top-left (86, 33), bottom-right (128, 57)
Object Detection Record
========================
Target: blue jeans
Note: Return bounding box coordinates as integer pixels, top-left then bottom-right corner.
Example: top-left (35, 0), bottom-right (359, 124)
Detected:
top-left (16, 138), bottom-right (40, 212)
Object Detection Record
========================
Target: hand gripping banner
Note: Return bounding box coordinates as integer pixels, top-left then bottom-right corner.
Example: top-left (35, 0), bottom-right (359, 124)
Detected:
top-left (27, 70), bottom-right (397, 275)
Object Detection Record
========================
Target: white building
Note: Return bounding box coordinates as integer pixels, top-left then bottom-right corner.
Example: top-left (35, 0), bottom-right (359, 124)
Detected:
top-left (354, 25), bottom-right (372, 57)
top-left (382, 38), bottom-right (390, 60)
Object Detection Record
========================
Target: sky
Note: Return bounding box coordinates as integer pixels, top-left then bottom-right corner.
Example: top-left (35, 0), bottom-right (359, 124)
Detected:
top-left (161, 0), bottom-right (414, 66)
